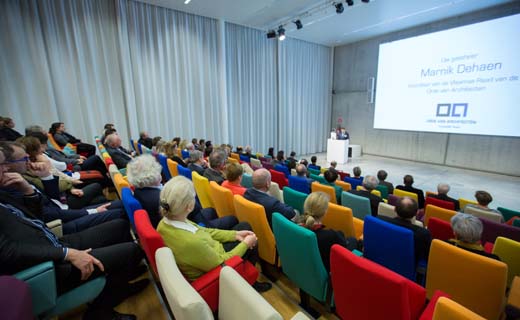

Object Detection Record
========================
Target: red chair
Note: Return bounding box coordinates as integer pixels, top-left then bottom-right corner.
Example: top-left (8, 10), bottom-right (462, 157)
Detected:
top-left (133, 210), bottom-right (258, 312)
top-left (428, 217), bottom-right (454, 241)
top-left (425, 197), bottom-right (455, 211)
top-left (269, 169), bottom-right (288, 189)
top-left (337, 170), bottom-right (350, 180)
top-left (330, 245), bottom-right (448, 320)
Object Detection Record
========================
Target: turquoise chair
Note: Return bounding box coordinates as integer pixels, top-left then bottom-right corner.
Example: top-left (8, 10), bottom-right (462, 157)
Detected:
top-left (514, 219), bottom-right (520, 228)
top-left (309, 173), bottom-right (327, 184)
top-left (272, 213), bottom-right (330, 316)
top-left (14, 262), bottom-right (105, 319)
top-left (375, 184), bottom-right (389, 199)
top-left (283, 187), bottom-right (308, 215)
top-left (241, 173), bottom-right (253, 188)
top-left (308, 168), bottom-right (321, 176)
top-left (498, 206), bottom-right (520, 222)
top-left (341, 191), bottom-right (371, 220)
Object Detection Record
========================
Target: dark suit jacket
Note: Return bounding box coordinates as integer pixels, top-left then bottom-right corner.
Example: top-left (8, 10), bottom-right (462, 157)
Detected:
top-left (243, 188), bottom-right (295, 227)
top-left (0, 127), bottom-right (23, 141)
top-left (203, 168), bottom-right (224, 185)
top-left (138, 137), bottom-right (153, 149)
top-left (312, 225), bottom-right (356, 271)
top-left (378, 181), bottom-right (394, 194)
top-left (188, 163), bottom-right (205, 176)
top-left (430, 193), bottom-right (460, 211)
top-left (396, 185), bottom-right (425, 209)
top-left (106, 146), bottom-right (132, 169)
top-left (349, 189), bottom-right (383, 216)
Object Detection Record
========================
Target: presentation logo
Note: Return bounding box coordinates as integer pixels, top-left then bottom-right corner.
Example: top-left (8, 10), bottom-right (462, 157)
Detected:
top-left (436, 103), bottom-right (468, 117)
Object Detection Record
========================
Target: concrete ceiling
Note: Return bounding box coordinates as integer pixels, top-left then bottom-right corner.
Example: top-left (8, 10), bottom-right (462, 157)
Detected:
top-left (135, 0), bottom-right (515, 46)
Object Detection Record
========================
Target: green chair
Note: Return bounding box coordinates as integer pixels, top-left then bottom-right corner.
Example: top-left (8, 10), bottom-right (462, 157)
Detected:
top-left (14, 261), bottom-right (106, 319)
top-left (341, 191), bottom-right (371, 220)
top-left (514, 219), bottom-right (520, 228)
top-left (283, 187), bottom-right (308, 215)
top-left (308, 168), bottom-right (321, 176)
top-left (498, 207), bottom-right (520, 222)
top-left (272, 213), bottom-right (330, 317)
top-left (240, 173), bottom-right (253, 189)
top-left (309, 173), bottom-right (327, 184)
top-left (375, 184), bottom-right (389, 199)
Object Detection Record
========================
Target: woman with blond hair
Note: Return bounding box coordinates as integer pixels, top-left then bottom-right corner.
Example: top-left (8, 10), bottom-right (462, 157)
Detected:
top-left (299, 192), bottom-right (358, 271)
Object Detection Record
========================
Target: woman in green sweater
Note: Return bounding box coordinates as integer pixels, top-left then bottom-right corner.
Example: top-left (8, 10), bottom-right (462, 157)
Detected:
top-left (157, 175), bottom-right (271, 292)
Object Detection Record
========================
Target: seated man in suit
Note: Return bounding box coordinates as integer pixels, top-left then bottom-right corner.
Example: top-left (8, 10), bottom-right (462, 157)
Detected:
top-left (396, 174), bottom-right (425, 209)
top-left (203, 148), bottom-right (227, 185)
top-left (308, 156), bottom-right (321, 171)
top-left (137, 131), bottom-right (153, 149)
top-left (430, 183), bottom-right (460, 211)
top-left (378, 197), bottom-right (432, 263)
top-left (323, 169), bottom-right (342, 204)
top-left (187, 150), bottom-right (206, 176)
top-left (377, 169), bottom-right (394, 195)
top-left (352, 166), bottom-right (362, 180)
top-left (295, 164), bottom-right (313, 184)
top-left (104, 133), bottom-right (133, 170)
top-left (349, 175), bottom-right (383, 216)
top-left (0, 148), bottom-right (147, 320)
top-left (244, 168), bottom-right (296, 228)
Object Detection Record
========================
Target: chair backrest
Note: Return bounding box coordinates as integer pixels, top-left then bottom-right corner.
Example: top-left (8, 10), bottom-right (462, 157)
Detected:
top-left (479, 217), bottom-right (520, 244)
top-left (209, 181), bottom-right (235, 217)
top-left (261, 162), bottom-right (273, 170)
top-left (282, 187), bottom-right (307, 215)
top-left (272, 213), bottom-right (329, 302)
top-left (308, 167), bottom-right (321, 176)
top-left (166, 158), bottom-right (178, 179)
top-left (394, 189), bottom-right (419, 202)
top-left (240, 173), bottom-right (253, 188)
top-left (335, 180), bottom-right (351, 192)
top-left (250, 158), bottom-right (262, 169)
top-left (230, 153), bottom-right (240, 161)
top-left (426, 197), bottom-right (455, 211)
top-left (464, 206), bottom-right (503, 223)
top-left (388, 194), bottom-right (400, 206)
top-left (233, 195), bottom-right (277, 265)
top-left (426, 239), bottom-right (507, 320)
top-left (337, 171), bottom-right (350, 180)
top-left (311, 182), bottom-right (336, 204)
top-left (424, 205), bottom-right (456, 227)
top-left (427, 217), bottom-right (454, 241)
top-left (309, 173), bottom-right (327, 184)
top-left (227, 157), bottom-right (239, 164)
top-left (344, 177), bottom-right (362, 190)
top-left (288, 175), bottom-right (310, 194)
top-left (181, 150), bottom-right (190, 159)
top-left (192, 172), bottom-right (214, 209)
top-left (137, 142), bottom-right (143, 155)
top-left (497, 206), bottom-right (520, 222)
top-left (121, 187), bottom-right (143, 229)
top-left (458, 198), bottom-right (478, 211)
top-left (177, 164), bottom-right (192, 180)
top-left (514, 219), bottom-right (520, 228)
top-left (156, 154), bottom-right (171, 181)
top-left (492, 237), bottom-right (520, 287)
top-left (322, 203), bottom-right (356, 238)
top-left (363, 216), bottom-right (416, 281)
top-left (274, 164), bottom-right (290, 178)
top-left (269, 169), bottom-right (288, 189)
top-left (155, 247), bottom-right (213, 320)
top-left (375, 184), bottom-right (389, 199)
top-left (219, 267), bottom-right (282, 320)
top-left (378, 202), bottom-right (397, 218)
top-left (341, 191), bottom-right (371, 220)
top-left (113, 172), bottom-right (130, 199)
top-left (268, 182), bottom-right (283, 203)
top-left (432, 297), bottom-right (486, 320)
top-left (330, 245), bottom-right (427, 320)
top-left (134, 210), bottom-right (165, 276)
top-left (238, 154), bottom-right (250, 163)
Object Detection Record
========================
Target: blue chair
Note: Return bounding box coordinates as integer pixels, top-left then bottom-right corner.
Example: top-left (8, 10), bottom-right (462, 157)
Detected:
top-left (181, 150), bottom-right (189, 159)
top-left (282, 187), bottom-right (308, 215)
top-left (344, 177), bottom-right (362, 190)
top-left (288, 175), bottom-right (310, 194)
top-left (241, 173), bottom-right (253, 188)
top-left (239, 154), bottom-right (250, 163)
top-left (130, 139), bottom-right (136, 152)
top-left (15, 262), bottom-right (105, 319)
top-left (177, 164), bottom-right (192, 180)
top-left (310, 173), bottom-right (327, 184)
top-left (363, 216), bottom-right (416, 282)
top-left (137, 143), bottom-right (143, 155)
top-left (121, 187), bottom-right (143, 229)
top-left (272, 213), bottom-right (330, 315)
top-left (341, 191), bottom-right (371, 220)
top-left (274, 164), bottom-right (290, 178)
top-left (156, 154), bottom-right (172, 181)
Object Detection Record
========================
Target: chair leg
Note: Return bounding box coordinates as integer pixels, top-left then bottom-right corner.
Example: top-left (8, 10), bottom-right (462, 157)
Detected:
top-left (259, 260), bottom-right (279, 282)
top-left (299, 290), bottom-right (321, 319)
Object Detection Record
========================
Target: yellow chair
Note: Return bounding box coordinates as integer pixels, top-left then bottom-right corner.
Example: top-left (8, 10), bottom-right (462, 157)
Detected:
top-left (426, 239), bottom-right (507, 320)
top-left (311, 182), bottom-right (337, 204)
top-left (133, 140), bottom-right (140, 155)
top-left (227, 157), bottom-right (239, 164)
top-left (322, 203), bottom-right (356, 238)
top-left (353, 217), bottom-right (364, 240)
top-left (355, 185), bottom-right (382, 198)
top-left (167, 159), bottom-right (179, 178)
top-left (233, 195), bottom-right (277, 266)
top-left (209, 181), bottom-right (235, 218)
top-left (335, 180), bottom-right (351, 192)
top-left (492, 236), bottom-right (520, 287)
top-left (192, 172), bottom-right (214, 209)
top-left (424, 205), bottom-right (456, 227)
top-left (256, 153), bottom-right (264, 159)
top-left (113, 172), bottom-right (130, 199)
top-left (393, 189), bottom-right (418, 202)
top-left (230, 153), bottom-right (240, 162)
top-left (320, 167), bottom-right (328, 174)
top-left (432, 297), bottom-right (486, 320)
top-left (458, 198), bottom-right (478, 211)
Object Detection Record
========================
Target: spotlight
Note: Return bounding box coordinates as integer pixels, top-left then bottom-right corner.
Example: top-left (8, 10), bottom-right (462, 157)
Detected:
top-left (266, 30), bottom-right (276, 39)
top-left (346, 0), bottom-right (354, 6)
top-left (294, 19), bottom-right (303, 30)
top-left (277, 26), bottom-right (286, 41)
top-left (184, 0), bottom-right (191, 4)
top-left (335, 2), bottom-right (344, 14)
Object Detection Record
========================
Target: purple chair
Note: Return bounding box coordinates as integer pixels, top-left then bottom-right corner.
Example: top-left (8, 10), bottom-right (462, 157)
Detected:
top-left (0, 276), bottom-right (33, 320)
top-left (388, 194), bottom-right (401, 206)
top-left (479, 217), bottom-right (520, 244)
top-left (262, 162), bottom-right (274, 170)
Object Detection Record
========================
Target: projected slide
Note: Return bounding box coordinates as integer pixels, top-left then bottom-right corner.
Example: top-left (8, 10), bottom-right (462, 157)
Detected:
top-left (374, 13), bottom-right (520, 137)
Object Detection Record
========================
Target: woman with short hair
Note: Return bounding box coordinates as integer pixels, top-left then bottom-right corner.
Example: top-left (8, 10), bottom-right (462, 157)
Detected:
top-left (449, 213), bottom-right (500, 260)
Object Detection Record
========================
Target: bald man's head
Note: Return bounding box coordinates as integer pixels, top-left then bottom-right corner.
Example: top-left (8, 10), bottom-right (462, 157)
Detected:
top-left (252, 168), bottom-right (271, 191)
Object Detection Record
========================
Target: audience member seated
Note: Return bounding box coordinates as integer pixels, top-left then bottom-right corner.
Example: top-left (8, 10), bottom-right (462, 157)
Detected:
top-left (287, 158), bottom-right (297, 173)
top-left (104, 133), bottom-right (134, 170)
top-left (352, 166), bottom-right (362, 180)
top-left (99, 123), bottom-right (115, 143)
top-left (299, 158), bottom-right (308, 167)
top-left (396, 174), bottom-right (425, 209)
top-left (271, 150), bottom-right (285, 166)
top-left (163, 142), bottom-right (187, 167)
top-left (323, 169), bottom-right (342, 204)
top-left (465, 190), bottom-right (501, 214)
top-left (0, 117), bottom-right (22, 141)
top-left (156, 176), bottom-right (271, 292)
top-left (377, 169), bottom-right (394, 194)
top-left (349, 175), bottom-right (383, 216)
top-left (448, 213), bottom-right (500, 260)
top-left (378, 197), bottom-right (432, 263)
top-left (244, 168), bottom-right (297, 227)
top-left (287, 151), bottom-right (297, 162)
top-left (308, 156), bottom-right (321, 171)
top-left (197, 139), bottom-right (205, 152)
top-left (221, 163), bottom-right (246, 196)
top-left (49, 122), bottom-right (96, 157)
top-left (329, 160), bottom-right (338, 171)
top-left (430, 183), bottom-right (460, 211)
top-left (295, 164), bottom-right (313, 183)
top-left (243, 145), bottom-right (255, 159)
top-left (298, 192), bottom-right (358, 271)
top-left (187, 150), bottom-right (206, 176)
top-left (204, 149), bottom-right (227, 185)
top-left (127, 155), bottom-right (237, 230)
top-left (137, 131), bottom-right (153, 149)
top-left (267, 147), bottom-right (274, 158)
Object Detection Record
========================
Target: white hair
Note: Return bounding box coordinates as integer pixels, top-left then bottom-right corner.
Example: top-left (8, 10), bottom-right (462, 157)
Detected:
top-left (437, 183), bottom-right (450, 194)
top-left (362, 175), bottom-right (378, 191)
top-left (160, 176), bottom-right (196, 219)
top-left (126, 154), bottom-right (162, 188)
top-left (451, 213), bottom-right (483, 243)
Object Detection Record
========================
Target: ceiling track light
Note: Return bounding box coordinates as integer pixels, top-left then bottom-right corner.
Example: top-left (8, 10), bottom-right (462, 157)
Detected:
top-left (266, 30), bottom-right (276, 39)
top-left (335, 2), bottom-right (344, 14)
top-left (346, 0), bottom-right (354, 6)
top-left (294, 19), bottom-right (303, 30)
top-left (277, 26), bottom-right (286, 41)
top-left (361, 0), bottom-right (370, 2)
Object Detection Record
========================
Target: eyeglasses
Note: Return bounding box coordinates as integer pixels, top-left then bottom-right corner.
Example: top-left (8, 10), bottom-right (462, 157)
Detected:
top-left (6, 156), bottom-right (29, 164)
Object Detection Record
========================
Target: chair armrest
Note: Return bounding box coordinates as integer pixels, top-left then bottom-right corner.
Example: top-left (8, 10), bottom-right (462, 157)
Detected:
top-left (46, 219), bottom-right (63, 237)
top-left (14, 261), bottom-right (57, 316)
top-left (418, 290), bottom-right (451, 320)
top-left (14, 261), bottom-right (54, 281)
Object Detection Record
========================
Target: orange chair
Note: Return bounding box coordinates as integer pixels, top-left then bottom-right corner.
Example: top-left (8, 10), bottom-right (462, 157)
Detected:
top-left (167, 159), bottom-right (179, 178)
top-left (113, 172), bottom-right (130, 199)
top-left (432, 297), bottom-right (486, 320)
top-left (311, 182), bottom-right (337, 204)
top-left (233, 195), bottom-right (277, 266)
top-left (209, 181), bottom-right (235, 217)
top-left (394, 189), bottom-right (418, 203)
top-left (192, 172), bottom-right (214, 209)
top-left (227, 157), bottom-right (239, 164)
top-left (423, 204), bottom-right (456, 227)
top-left (230, 153), bottom-right (241, 162)
top-left (322, 203), bottom-right (356, 239)
top-left (335, 180), bottom-right (351, 192)
top-left (426, 239), bottom-right (507, 320)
